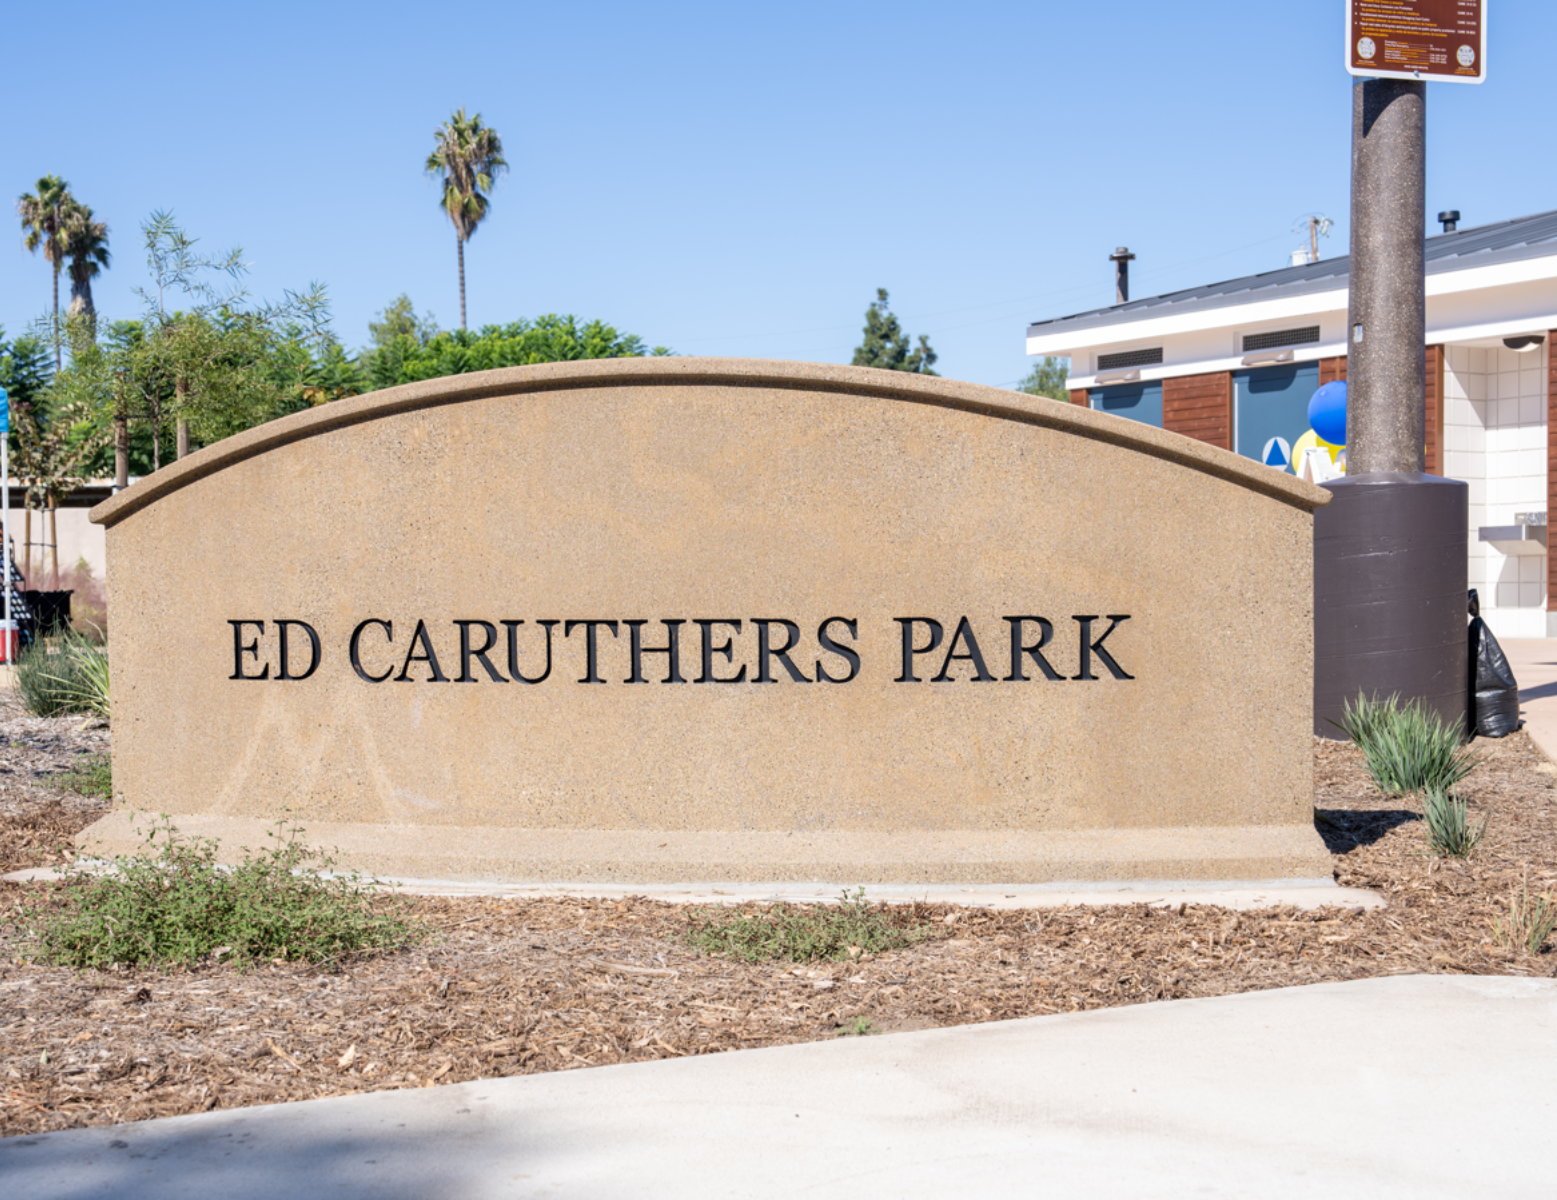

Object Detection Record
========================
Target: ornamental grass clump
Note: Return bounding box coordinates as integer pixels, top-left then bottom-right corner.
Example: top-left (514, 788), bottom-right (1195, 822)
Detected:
top-left (1493, 871), bottom-right (1557, 955)
top-left (683, 889), bottom-right (942, 964)
top-left (17, 816), bottom-right (419, 970)
top-left (1339, 692), bottom-right (1479, 796)
top-left (1422, 786), bottom-right (1488, 858)
top-left (15, 631), bottom-right (110, 719)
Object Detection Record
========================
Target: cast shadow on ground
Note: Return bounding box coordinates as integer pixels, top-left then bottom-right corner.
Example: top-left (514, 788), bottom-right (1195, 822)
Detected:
top-left (0, 1087), bottom-right (519, 1200)
top-left (1514, 679), bottom-right (1557, 702)
top-left (1313, 809), bottom-right (1418, 854)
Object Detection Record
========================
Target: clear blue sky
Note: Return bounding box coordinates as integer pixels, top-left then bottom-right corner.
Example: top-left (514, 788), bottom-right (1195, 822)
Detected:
top-left (3, 1), bottom-right (1552, 389)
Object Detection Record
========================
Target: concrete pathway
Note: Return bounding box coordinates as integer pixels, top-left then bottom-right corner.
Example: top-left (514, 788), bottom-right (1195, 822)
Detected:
top-left (3, 975), bottom-right (1552, 1199)
top-left (1501, 638), bottom-right (1557, 760)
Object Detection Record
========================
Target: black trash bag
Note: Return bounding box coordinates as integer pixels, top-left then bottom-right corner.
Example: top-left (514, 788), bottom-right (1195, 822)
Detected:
top-left (1467, 589), bottom-right (1521, 738)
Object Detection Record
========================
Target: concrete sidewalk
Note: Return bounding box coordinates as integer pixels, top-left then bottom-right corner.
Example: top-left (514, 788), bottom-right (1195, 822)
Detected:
top-left (3, 975), bottom-right (1552, 1199)
top-left (1501, 638), bottom-right (1557, 760)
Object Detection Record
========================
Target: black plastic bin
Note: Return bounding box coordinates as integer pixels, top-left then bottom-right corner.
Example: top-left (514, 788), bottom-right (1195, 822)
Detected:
top-left (22, 589), bottom-right (74, 639)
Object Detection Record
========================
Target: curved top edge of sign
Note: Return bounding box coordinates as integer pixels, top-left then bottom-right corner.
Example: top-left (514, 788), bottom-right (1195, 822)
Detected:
top-left (88, 357), bottom-right (1332, 527)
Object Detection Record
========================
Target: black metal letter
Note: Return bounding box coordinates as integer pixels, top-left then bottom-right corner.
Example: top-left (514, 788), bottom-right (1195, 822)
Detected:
top-left (228, 620), bottom-right (269, 680)
top-left (1073, 615), bottom-right (1135, 681)
top-left (564, 620), bottom-right (619, 684)
top-left (1003, 616), bottom-right (1063, 681)
top-left (754, 619), bottom-right (810, 683)
top-left (275, 620), bottom-right (321, 681)
top-left (455, 620), bottom-right (507, 682)
top-left (894, 617), bottom-right (943, 683)
top-left (502, 620), bottom-right (559, 684)
top-left (349, 619), bottom-right (393, 683)
top-left (395, 619), bottom-right (449, 682)
top-left (816, 617), bottom-right (861, 684)
top-left (624, 619), bottom-right (687, 683)
top-left (696, 619), bottom-right (746, 683)
top-left (932, 616), bottom-right (994, 682)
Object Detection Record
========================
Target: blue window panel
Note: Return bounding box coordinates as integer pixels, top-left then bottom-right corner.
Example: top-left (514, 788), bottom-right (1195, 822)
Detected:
top-left (1089, 381), bottom-right (1163, 428)
top-left (1234, 364), bottom-right (1319, 471)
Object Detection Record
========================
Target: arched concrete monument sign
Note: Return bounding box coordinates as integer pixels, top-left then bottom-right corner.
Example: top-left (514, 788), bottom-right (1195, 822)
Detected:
top-left (86, 359), bottom-right (1332, 884)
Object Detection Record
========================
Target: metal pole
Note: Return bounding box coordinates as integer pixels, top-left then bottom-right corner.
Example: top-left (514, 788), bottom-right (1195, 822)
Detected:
top-left (1313, 78), bottom-right (1468, 736)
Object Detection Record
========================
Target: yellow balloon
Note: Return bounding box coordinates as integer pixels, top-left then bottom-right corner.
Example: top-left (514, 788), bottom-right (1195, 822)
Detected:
top-left (1292, 429), bottom-right (1342, 475)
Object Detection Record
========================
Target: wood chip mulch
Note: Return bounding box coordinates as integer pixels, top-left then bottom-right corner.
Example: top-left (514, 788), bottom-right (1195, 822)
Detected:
top-left (2, 691), bottom-right (1555, 1137)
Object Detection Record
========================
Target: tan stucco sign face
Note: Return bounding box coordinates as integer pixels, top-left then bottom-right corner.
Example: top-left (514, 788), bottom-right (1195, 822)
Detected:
top-left (88, 359), bottom-right (1331, 885)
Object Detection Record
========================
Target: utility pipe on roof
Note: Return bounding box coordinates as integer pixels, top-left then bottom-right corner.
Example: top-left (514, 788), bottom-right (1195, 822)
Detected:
top-left (1109, 247), bottom-right (1135, 305)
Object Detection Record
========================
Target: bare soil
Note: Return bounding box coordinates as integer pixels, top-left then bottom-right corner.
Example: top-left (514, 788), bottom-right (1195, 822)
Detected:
top-left (3, 691), bottom-right (1555, 1136)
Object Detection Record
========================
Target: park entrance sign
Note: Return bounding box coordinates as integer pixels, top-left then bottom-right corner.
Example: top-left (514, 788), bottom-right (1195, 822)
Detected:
top-left (86, 359), bottom-right (1332, 885)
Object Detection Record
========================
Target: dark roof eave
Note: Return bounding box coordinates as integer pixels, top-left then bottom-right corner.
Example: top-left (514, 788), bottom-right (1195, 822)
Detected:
top-left (1028, 209), bottom-right (1557, 342)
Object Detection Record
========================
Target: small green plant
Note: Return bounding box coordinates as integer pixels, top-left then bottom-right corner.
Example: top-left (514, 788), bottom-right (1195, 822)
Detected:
top-left (1339, 692), bottom-right (1478, 796)
top-left (15, 816), bottom-right (419, 969)
top-left (55, 753), bottom-right (112, 801)
top-left (1422, 786), bottom-right (1488, 858)
top-left (1493, 872), bottom-right (1557, 955)
top-left (15, 631), bottom-right (110, 719)
top-left (683, 889), bottom-right (942, 964)
top-left (837, 1017), bottom-right (879, 1037)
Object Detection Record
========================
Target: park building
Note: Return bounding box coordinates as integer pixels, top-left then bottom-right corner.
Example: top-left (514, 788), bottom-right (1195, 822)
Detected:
top-left (1026, 209), bottom-right (1557, 640)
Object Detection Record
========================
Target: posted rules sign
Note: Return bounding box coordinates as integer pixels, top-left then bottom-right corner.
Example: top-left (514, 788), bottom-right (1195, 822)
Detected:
top-left (1347, 1), bottom-right (1486, 84)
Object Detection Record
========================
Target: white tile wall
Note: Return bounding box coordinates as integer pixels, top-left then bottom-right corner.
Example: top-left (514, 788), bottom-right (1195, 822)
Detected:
top-left (1444, 343), bottom-right (1549, 638)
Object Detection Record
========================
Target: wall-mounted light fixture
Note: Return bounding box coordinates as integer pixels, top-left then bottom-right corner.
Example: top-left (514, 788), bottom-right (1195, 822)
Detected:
top-left (1241, 349), bottom-right (1295, 368)
top-left (1504, 335), bottom-right (1546, 353)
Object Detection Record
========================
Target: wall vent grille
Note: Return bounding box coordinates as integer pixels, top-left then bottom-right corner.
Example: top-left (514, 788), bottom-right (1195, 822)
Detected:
top-left (1242, 326), bottom-right (1320, 353)
top-left (1097, 347), bottom-right (1163, 371)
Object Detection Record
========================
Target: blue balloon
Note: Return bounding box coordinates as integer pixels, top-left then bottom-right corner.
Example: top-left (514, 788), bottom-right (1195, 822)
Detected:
top-left (1308, 381), bottom-right (1347, 446)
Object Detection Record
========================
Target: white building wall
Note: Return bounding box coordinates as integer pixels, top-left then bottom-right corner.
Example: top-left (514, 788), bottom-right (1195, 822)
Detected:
top-left (1444, 343), bottom-right (1549, 639)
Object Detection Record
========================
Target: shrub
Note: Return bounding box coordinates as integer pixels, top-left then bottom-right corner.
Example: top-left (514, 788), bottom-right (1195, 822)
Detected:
top-left (683, 889), bottom-right (943, 964)
top-left (45, 557), bottom-right (109, 639)
top-left (1493, 872), bottom-right (1557, 955)
top-left (16, 816), bottom-right (420, 970)
top-left (1422, 786), bottom-right (1488, 858)
top-left (15, 631), bottom-right (110, 719)
top-left (1339, 693), bottom-right (1478, 796)
top-left (56, 753), bottom-right (112, 801)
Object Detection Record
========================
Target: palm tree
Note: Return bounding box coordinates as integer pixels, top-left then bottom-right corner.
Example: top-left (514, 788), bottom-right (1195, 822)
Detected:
top-left (61, 203), bottom-right (110, 335)
top-left (16, 175), bottom-right (74, 371)
top-left (425, 109), bottom-right (508, 329)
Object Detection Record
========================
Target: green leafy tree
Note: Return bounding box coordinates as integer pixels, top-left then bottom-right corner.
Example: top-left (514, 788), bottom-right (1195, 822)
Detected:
top-left (367, 294), bottom-right (439, 347)
top-left (12, 394), bottom-right (108, 585)
top-left (120, 211), bottom-right (334, 465)
top-left (0, 326), bottom-right (55, 578)
top-left (367, 316), bottom-right (670, 391)
top-left (426, 109), bottom-right (508, 330)
top-left (268, 327), bottom-right (369, 407)
top-left (1018, 356), bottom-right (1070, 401)
top-left (0, 328), bottom-right (53, 413)
top-left (61, 202), bottom-right (111, 334)
top-left (16, 175), bottom-right (74, 371)
top-left (851, 289), bottom-right (938, 375)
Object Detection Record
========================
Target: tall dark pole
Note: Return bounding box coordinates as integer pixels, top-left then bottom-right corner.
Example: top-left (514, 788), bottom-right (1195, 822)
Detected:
top-left (1313, 78), bottom-right (1468, 736)
top-left (1347, 80), bottom-right (1426, 475)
